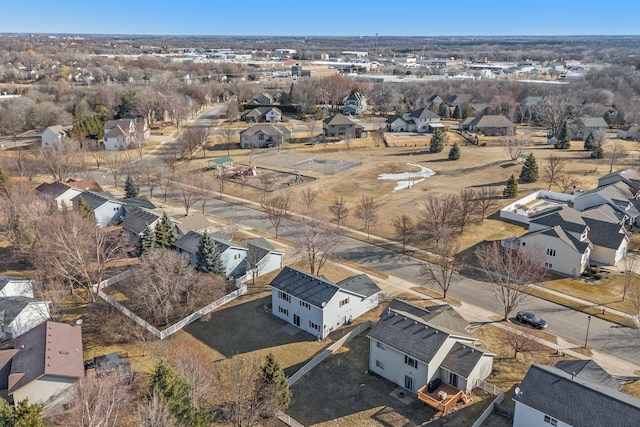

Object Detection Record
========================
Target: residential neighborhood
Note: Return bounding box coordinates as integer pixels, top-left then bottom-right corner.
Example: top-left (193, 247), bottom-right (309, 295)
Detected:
top-left (2, 17), bottom-right (640, 427)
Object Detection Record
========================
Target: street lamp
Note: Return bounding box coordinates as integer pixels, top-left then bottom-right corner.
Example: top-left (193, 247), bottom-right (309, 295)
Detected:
top-left (584, 315), bottom-right (591, 348)
top-left (409, 154), bottom-right (413, 188)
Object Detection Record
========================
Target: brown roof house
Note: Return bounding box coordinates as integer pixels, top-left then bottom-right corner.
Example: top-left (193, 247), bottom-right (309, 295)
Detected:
top-left (323, 113), bottom-right (364, 139)
top-left (460, 114), bottom-right (516, 136)
top-left (0, 321), bottom-right (84, 408)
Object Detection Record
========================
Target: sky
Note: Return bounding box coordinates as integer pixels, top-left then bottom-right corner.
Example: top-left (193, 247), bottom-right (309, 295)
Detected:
top-left (1, 1), bottom-right (639, 37)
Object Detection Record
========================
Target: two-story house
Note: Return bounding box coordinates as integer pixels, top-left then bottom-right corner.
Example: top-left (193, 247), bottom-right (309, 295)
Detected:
top-left (41, 125), bottom-right (72, 148)
top-left (270, 267), bottom-right (381, 339)
top-left (239, 124), bottom-right (291, 149)
top-left (340, 92), bottom-right (367, 116)
top-left (241, 107), bottom-right (282, 123)
top-left (368, 299), bottom-right (494, 413)
top-left (103, 118), bottom-right (149, 151)
top-left (386, 108), bottom-right (442, 133)
top-left (71, 191), bottom-right (126, 227)
top-left (323, 113), bottom-right (364, 139)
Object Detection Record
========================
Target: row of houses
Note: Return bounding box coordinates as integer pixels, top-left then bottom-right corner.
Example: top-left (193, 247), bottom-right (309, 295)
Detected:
top-left (41, 118), bottom-right (150, 151)
top-left (501, 169), bottom-right (640, 277)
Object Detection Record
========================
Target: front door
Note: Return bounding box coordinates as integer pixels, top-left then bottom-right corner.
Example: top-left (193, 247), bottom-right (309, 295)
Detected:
top-left (449, 372), bottom-right (459, 388)
top-left (404, 375), bottom-right (414, 391)
top-left (293, 314), bottom-right (300, 327)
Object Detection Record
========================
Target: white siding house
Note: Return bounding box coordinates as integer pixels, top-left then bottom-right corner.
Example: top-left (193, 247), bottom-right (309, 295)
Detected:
top-left (173, 231), bottom-right (248, 278)
top-left (71, 191), bottom-right (126, 227)
top-left (270, 267), bottom-right (381, 339)
top-left (368, 299), bottom-right (494, 398)
top-left (41, 125), bottom-right (72, 148)
top-left (243, 237), bottom-right (283, 279)
top-left (0, 297), bottom-right (50, 340)
top-left (35, 182), bottom-right (82, 210)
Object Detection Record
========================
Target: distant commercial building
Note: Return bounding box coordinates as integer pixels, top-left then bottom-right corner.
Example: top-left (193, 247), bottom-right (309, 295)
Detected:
top-left (291, 64), bottom-right (338, 78)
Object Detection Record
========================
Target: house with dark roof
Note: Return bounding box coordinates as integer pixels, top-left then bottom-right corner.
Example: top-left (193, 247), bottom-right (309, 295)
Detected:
top-left (513, 362), bottom-right (640, 427)
top-left (388, 108), bottom-right (441, 133)
top-left (0, 296), bottom-right (50, 340)
top-left (598, 168), bottom-right (640, 191)
top-left (460, 114), bottom-right (516, 136)
top-left (0, 321), bottom-right (84, 408)
top-left (174, 230), bottom-right (248, 278)
top-left (573, 116), bottom-right (609, 140)
top-left (340, 92), bottom-right (367, 116)
top-left (243, 237), bottom-right (283, 279)
top-left (368, 299), bottom-right (494, 413)
top-left (119, 207), bottom-right (163, 246)
top-left (241, 106), bottom-right (282, 123)
top-left (70, 191), bottom-right (126, 227)
top-left (103, 118), bottom-right (149, 151)
top-left (172, 213), bottom-right (215, 237)
top-left (41, 125), bottom-right (72, 148)
top-left (573, 181), bottom-right (640, 226)
top-left (239, 124), bottom-right (291, 149)
top-left (35, 182), bottom-right (82, 210)
top-left (270, 267), bottom-right (381, 339)
top-left (248, 93), bottom-right (274, 105)
top-left (323, 113), bottom-right (364, 139)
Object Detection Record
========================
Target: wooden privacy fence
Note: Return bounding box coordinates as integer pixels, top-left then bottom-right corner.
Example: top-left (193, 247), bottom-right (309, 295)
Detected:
top-left (95, 270), bottom-right (247, 339)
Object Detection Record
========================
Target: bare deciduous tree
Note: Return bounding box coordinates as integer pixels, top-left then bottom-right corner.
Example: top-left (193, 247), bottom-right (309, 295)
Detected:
top-left (502, 328), bottom-right (543, 359)
top-left (256, 172), bottom-right (276, 202)
top-left (418, 194), bottom-right (460, 242)
top-left (534, 97), bottom-right (575, 137)
top-left (475, 187), bottom-right (500, 222)
top-left (419, 226), bottom-right (461, 298)
top-left (544, 154), bottom-right (567, 191)
top-left (502, 130), bottom-right (530, 161)
top-left (607, 141), bottom-right (627, 173)
top-left (220, 127), bottom-right (238, 156)
top-left (392, 214), bottom-right (414, 252)
top-left (296, 218), bottom-right (342, 275)
top-left (64, 375), bottom-right (133, 427)
top-left (328, 196), bottom-right (349, 229)
top-left (457, 188), bottom-right (478, 233)
top-left (300, 187), bottom-right (318, 215)
top-left (557, 174), bottom-right (582, 193)
top-left (622, 256), bottom-right (639, 301)
top-left (179, 125), bottom-right (210, 160)
top-left (475, 241), bottom-right (548, 320)
top-left (106, 151), bottom-right (129, 188)
top-left (214, 355), bottom-right (281, 427)
top-left (34, 138), bottom-right (83, 182)
top-left (262, 193), bottom-right (291, 239)
top-left (138, 159), bottom-right (162, 198)
top-left (137, 392), bottom-right (178, 427)
top-left (171, 341), bottom-right (214, 407)
top-left (173, 170), bottom-right (205, 216)
top-left (355, 196), bottom-right (379, 239)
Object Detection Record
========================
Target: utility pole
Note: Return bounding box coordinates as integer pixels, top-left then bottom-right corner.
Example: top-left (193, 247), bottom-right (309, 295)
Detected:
top-left (584, 315), bottom-right (591, 348)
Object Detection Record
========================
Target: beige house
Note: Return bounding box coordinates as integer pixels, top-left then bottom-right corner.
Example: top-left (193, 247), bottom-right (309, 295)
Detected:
top-left (461, 114), bottom-right (515, 136)
top-left (239, 124), bottom-right (291, 149)
top-left (323, 113), bottom-right (363, 138)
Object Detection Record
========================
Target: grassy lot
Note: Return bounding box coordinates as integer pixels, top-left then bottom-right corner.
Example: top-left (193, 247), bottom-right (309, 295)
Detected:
top-left (410, 286), bottom-right (463, 307)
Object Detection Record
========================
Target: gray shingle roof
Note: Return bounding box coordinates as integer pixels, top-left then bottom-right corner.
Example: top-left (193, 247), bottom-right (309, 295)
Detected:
top-left (120, 208), bottom-right (162, 236)
top-left (35, 182), bottom-right (72, 199)
top-left (239, 124), bottom-right (292, 140)
top-left (408, 108), bottom-right (440, 120)
top-left (71, 191), bottom-right (121, 210)
top-left (336, 274), bottom-right (381, 298)
top-left (0, 276), bottom-right (30, 292)
top-left (270, 267), bottom-right (339, 308)
top-left (440, 342), bottom-right (488, 378)
top-left (173, 230), bottom-right (203, 255)
top-left (122, 196), bottom-right (156, 214)
top-left (555, 360), bottom-right (621, 391)
top-left (529, 205), bottom-right (588, 235)
top-left (515, 364), bottom-right (640, 427)
top-left (582, 218), bottom-right (627, 250)
top-left (579, 116), bottom-right (608, 128)
top-left (0, 297), bottom-right (47, 325)
top-left (323, 113), bottom-right (357, 126)
top-left (472, 115), bottom-right (515, 128)
top-left (172, 214), bottom-right (214, 236)
top-left (580, 204), bottom-right (626, 224)
top-left (367, 299), bottom-right (473, 365)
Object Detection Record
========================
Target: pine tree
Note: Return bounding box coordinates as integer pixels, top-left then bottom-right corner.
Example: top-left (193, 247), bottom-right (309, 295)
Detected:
top-left (503, 174), bottom-right (519, 198)
top-left (13, 399), bottom-right (45, 427)
top-left (78, 196), bottom-right (94, 219)
top-left (584, 131), bottom-right (596, 151)
top-left (154, 220), bottom-right (169, 248)
top-left (555, 120), bottom-right (571, 149)
top-left (448, 142), bottom-right (461, 160)
top-left (591, 143), bottom-right (604, 159)
top-left (124, 175), bottom-right (139, 198)
top-left (155, 213), bottom-right (178, 248)
top-left (519, 153), bottom-right (539, 183)
top-left (262, 353), bottom-right (291, 410)
top-left (149, 360), bottom-right (197, 425)
top-left (139, 225), bottom-right (156, 257)
top-left (0, 166), bottom-right (8, 186)
top-left (452, 105), bottom-right (462, 119)
top-left (440, 103), bottom-right (451, 119)
top-left (429, 128), bottom-right (445, 153)
top-left (195, 232), bottom-right (225, 275)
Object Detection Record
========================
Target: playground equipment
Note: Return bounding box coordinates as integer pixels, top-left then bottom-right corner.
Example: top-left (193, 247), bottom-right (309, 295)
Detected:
top-left (229, 165), bottom-right (257, 178)
top-left (288, 172), bottom-right (301, 186)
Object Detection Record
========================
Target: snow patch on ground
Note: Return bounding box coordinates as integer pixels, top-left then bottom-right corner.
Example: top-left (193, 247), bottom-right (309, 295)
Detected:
top-left (378, 163), bottom-right (436, 192)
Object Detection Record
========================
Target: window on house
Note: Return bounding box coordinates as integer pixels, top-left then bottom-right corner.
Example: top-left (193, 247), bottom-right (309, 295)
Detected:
top-left (376, 341), bottom-right (385, 350)
top-left (522, 242), bottom-right (526, 247)
top-left (339, 297), bottom-right (350, 307)
top-left (278, 306), bottom-right (288, 316)
top-left (544, 262), bottom-right (553, 269)
top-left (544, 415), bottom-right (558, 426)
top-left (309, 321), bottom-right (320, 331)
top-left (259, 133), bottom-right (264, 140)
top-left (404, 355), bottom-right (418, 368)
top-left (376, 360), bottom-right (384, 369)
top-left (300, 301), bottom-right (311, 309)
top-left (278, 291), bottom-right (291, 303)
top-left (546, 248), bottom-right (556, 257)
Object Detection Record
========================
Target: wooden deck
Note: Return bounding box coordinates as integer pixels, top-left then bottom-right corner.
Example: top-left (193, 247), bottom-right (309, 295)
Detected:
top-left (417, 382), bottom-right (464, 414)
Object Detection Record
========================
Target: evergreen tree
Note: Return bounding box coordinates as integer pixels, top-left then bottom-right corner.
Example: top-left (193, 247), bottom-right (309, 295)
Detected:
top-left (462, 104), bottom-right (474, 119)
top-left (439, 103), bottom-right (451, 119)
top-left (195, 232), bottom-right (225, 275)
top-left (13, 399), bottom-right (45, 427)
top-left (139, 225), bottom-right (156, 257)
top-left (124, 175), bottom-right (139, 198)
top-left (261, 353), bottom-right (292, 410)
top-left (584, 131), bottom-right (596, 151)
top-left (0, 166), bottom-right (8, 186)
top-left (155, 213), bottom-right (178, 248)
top-left (154, 220), bottom-right (169, 248)
top-left (149, 360), bottom-right (198, 425)
top-left (519, 153), bottom-right (539, 183)
top-left (448, 142), bottom-right (461, 160)
top-left (429, 128), bottom-right (445, 153)
top-left (452, 105), bottom-right (462, 119)
top-left (591, 143), bottom-right (604, 159)
top-left (78, 197), bottom-right (94, 219)
top-left (503, 174), bottom-right (519, 198)
top-left (554, 120), bottom-right (571, 149)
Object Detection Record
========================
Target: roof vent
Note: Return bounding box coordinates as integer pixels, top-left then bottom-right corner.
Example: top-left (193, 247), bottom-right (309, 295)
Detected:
top-left (435, 330), bottom-right (438, 334)
top-left (425, 326), bottom-right (428, 330)
top-left (59, 351), bottom-right (69, 355)
top-left (394, 312), bottom-right (398, 317)
top-left (403, 317), bottom-right (407, 321)
top-left (414, 321), bottom-right (417, 325)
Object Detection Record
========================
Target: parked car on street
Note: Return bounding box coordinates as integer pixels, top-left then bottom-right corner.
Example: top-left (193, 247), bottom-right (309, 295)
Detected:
top-left (516, 311), bottom-right (548, 329)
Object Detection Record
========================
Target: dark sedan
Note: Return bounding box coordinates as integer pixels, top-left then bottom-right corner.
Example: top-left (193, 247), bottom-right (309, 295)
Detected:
top-left (516, 311), bottom-right (548, 329)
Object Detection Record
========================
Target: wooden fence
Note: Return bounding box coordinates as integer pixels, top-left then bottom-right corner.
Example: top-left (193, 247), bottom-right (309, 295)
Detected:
top-left (471, 379), bottom-right (506, 427)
